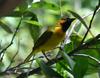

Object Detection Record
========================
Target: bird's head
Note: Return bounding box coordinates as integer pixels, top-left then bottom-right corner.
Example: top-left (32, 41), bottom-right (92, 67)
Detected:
top-left (59, 17), bottom-right (75, 32)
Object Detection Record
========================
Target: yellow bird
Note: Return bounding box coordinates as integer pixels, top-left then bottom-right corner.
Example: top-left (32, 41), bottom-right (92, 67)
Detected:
top-left (24, 17), bottom-right (75, 62)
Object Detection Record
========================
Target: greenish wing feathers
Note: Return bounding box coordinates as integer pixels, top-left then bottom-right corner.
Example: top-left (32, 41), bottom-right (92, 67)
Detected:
top-left (33, 30), bottom-right (53, 50)
top-left (24, 30), bottom-right (53, 62)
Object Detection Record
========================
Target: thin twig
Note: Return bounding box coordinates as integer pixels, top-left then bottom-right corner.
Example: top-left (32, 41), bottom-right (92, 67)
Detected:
top-left (65, 7), bottom-right (100, 44)
top-left (5, 57), bottom-right (35, 73)
top-left (0, 1), bottom-right (100, 77)
top-left (1, 33), bottom-right (100, 77)
top-left (5, 37), bottom-right (20, 71)
top-left (2, 20), bottom-right (100, 77)
top-left (79, 2), bottom-right (100, 45)
top-left (0, 16), bottom-right (23, 61)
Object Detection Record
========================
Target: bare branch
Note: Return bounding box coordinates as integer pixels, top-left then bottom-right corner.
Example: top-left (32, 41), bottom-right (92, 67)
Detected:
top-left (5, 37), bottom-right (20, 71)
top-left (79, 1), bottom-right (100, 45)
top-left (0, 16), bottom-right (23, 61)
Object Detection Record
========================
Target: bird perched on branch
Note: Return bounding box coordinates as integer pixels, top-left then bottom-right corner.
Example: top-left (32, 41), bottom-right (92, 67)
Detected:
top-left (24, 17), bottom-right (75, 62)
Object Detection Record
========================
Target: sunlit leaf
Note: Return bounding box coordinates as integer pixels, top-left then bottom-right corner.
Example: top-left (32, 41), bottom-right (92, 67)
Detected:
top-left (70, 33), bottom-right (82, 48)
top-left (31, 0), bottom-right (58, 10)
top-left (64, 42), bottom-right (74, 53)
top-left (59, 62), bottom-right (73, 75)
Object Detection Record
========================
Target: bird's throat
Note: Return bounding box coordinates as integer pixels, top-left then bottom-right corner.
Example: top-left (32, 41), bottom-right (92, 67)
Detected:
top-left (54, 26), bottom-right (65, 35)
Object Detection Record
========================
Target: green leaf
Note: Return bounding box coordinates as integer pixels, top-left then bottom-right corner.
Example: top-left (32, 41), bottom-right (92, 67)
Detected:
top-left (73, 56), bottom-right (88, 78)
top-left (68, 10), bottom-right (94, 37)
top-left (64, 42), bottom-right (74, 53)
top-left (70, 33), bottom-right (82, 48)
top-left (26, 14), bottom-right (40, 42)
top-left (56, 63), bottom-right (62, 73)
top-left (31, 1), bottom-right (58, 10)
top-left (84, 34), bottom-right (100, 47)
top-left (36, 59), bottom-right (63, 78)
top-left (61, 50), bottom-right (75, 70)
top-left (29, 25), bottom-right (40, 42)
top-left (19, 1), bottom-right (28, 13)
top-left (0, 21), bottom-right (13, 33)
top-left (68, 10), bottom-right (88, 28)
top-left (74, 23), bottom-right (82, 33)
top-left (27, 0), bottom-right (33, 5)
top-left (24, 20), bottom-right (42, 27)
top-left (59, 62), bottom-right (73, 75)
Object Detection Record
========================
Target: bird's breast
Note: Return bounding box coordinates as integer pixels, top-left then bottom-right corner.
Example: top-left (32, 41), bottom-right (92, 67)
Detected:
top-left (36, 32), bottom-right (65, 52)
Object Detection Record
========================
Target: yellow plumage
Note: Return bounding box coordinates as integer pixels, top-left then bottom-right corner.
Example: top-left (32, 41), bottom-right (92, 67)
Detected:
top-left (24, 17), bottom-right (75, 62)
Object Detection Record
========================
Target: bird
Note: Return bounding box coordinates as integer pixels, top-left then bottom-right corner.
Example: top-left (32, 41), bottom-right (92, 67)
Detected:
top-left (24, 17), bottom-right (75, 62)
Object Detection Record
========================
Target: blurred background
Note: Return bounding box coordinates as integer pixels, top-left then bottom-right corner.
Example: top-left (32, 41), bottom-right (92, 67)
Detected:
top-left (0, 0), bottom-right (100, 78)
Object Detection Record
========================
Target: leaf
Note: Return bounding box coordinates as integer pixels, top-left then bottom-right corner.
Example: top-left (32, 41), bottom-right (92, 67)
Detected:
top-left (73, 56), bottom-right (89, 78)
top-left (26, 14), bottom-right (41, 42)
top-left (0, 21), bottom-right (13, 33)
top-left (28, 23), bottom-right (40, 42)
top-left (59, 62), bottom-right (73, 75)
top-left (19, 1), bottom-right (28, 13)
top-left (36, 59), bottom-right (63, 78)
top-left (64, 42), bottom-right (74, 53)
top-left (68, 10), bottom-right (94, 37)
top-left (60, 50), bottom-right (75, 70)
top-left (31, 1), bottom-right (58, 10)
top-left (70, 33), bottom-right (82, 48)
top-left (24, 20), bottom-right (41, 27)
top-left (68, 10), bottom-right (88, 28)
top-left (27, 0), bottom-right (33, 4)
top-left (74, 23), bottom-right (82, 32)
top-left (73, 51), bottom-right (100, 76)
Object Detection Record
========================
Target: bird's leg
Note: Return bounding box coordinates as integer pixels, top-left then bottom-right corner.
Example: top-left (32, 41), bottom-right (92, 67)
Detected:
top-left (42, 51), bottom-right (50, 61)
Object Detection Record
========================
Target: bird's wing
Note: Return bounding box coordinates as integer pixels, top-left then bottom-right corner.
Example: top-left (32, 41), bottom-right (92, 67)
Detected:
top-left (33, 30), bottom-right (53, 50)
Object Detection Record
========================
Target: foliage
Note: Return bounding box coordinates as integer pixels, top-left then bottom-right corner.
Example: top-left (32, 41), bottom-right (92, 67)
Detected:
top-left (0, 0), bottom-right (100, 78)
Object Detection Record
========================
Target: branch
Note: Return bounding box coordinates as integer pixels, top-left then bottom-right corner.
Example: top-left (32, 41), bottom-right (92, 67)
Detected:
top-left (65, 7), bottom-right (100, 44)
top-left (5, 37), bottom-right (20, 71)
top-left (68, 34), bottom-right (100, 56)
top-left (0, 1), bottom-right (100, 77)
top-left (0, 33), bottom-right (99, 77)
top-left (79, 1), bottom-right (100, 45)
top-left (0, 16), bottom-right (23, 61)
top-left (17, 34), bottom-right (100, 78)
top-left (17, 56), bottom-right (63, 78)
